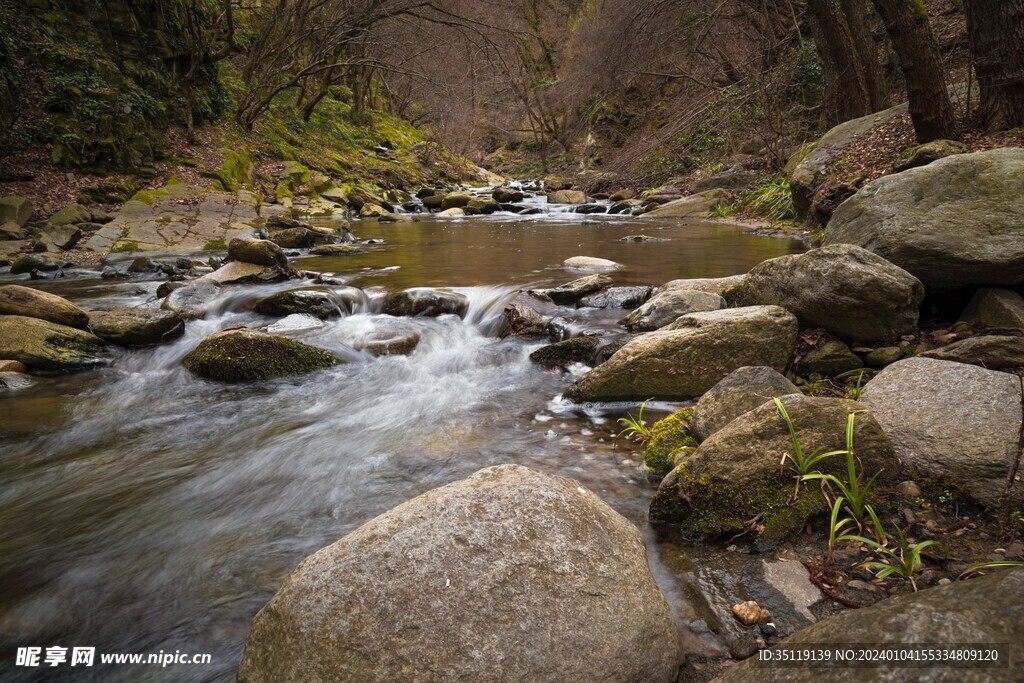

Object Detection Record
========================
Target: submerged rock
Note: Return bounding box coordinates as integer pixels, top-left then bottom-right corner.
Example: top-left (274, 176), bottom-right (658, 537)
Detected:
top-left (89, 307), bottom-right (185, 347)
top-left (383, 288), bottom-right (469, 318)
top-left (621, 289), bottom-right (726, 332)
top-left (717, 568), bottom-right (1024, 682)
top-left (691, 366), bottom-right (800, 441)
top-left (0, 315), bottom-right (106, 371)
top-left (183, 328), bottom-right (336, 382)
top-left (824, 148), bottom-right (1024, 290)
top-left (254, 289), bottom-right (344, 320)
top-left (0, 285), bottom-right (90, 330)
top-left (651, 395), bottom-right (895, 546)
top-left (237, 464), bottom-right (683, 682)
top-left (529, 336), bottom-right (600, 368)
top-left (742, 244), bottom-right (924, 343)
top-left (567, 306), bottom-right (797, 402)
top-left (860, 357), bottom-right (1023, 508)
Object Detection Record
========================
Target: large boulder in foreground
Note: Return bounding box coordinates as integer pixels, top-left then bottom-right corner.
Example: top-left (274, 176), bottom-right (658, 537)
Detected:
top-left (238, 465), bottom-right (682, 682)
top-left (651, 395), bottom-right (895, 547)
top-left (742, 244), bottom-right (923, 343)
top-left (716, 568), bottom-right (1024, 682)
top-left (566, 306), bottom-right (797, 402)
top-left (691, 366), bottom-right (799, 441)
top-left (0, 285), bottom-right (90, 330)
top-left (0, 315), bottom-right (106, 370)
top-left (183, 328), bottom-right (336, 382)
top-left (89, 307), bottom-right (185, 347)
top-left (860, 357), bottom-right (1023, 508)
top-left (824, 148), bottom-right (1024, 290)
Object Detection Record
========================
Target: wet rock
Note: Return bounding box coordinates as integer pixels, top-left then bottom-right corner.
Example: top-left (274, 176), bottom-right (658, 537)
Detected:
top-left (266, 314), bottom-right (325, 334)
top-left (742, 244), bottom-right (923, 343)
top-left (651, 395), bottom-right (895, 546)
top-left (893, 139), bottom-right (970, 172)
top-left (529, 336), bottom-right (600, 368)
top-left (383, 288), bottom-right (469, 318)
top-left (567, 306), bottom-right (798, 402)
top-left (421, 193), bottom-right (446, 210)
top-left (860, 357), bottom-right (1023, 508)
top-left (48, 203), bottom-right (92, 226)
top-left (254, 289), bottom-right (344, 320)
top-left (161, 282), bottom-right (221, 320)
top-left (0, 196), bottom-right (33, 227)
top-left (920, 335), bottom-right (1024, 370)
top-left (156, 280), bottom-right (187, 299)
top-left (609, 200), bottom-right (641, 214)
top-left (864, 345), bottom-right (903, 367)
top-left (621, 289), bottom-right (726, 332)
top-left (358, 203), bottom-right (388, 219)
top-left (237, 464), bottom-right (683, 683)
top-left (825, 148), bottom-right (1024, 290)
top-left (717, 568), bottom-right (1024, 682)
top-left (796, 339), bottom-right (863, 375)
top-left (269, 227), bottom-right (332, 249)
top-left (465, 196), bottom-right (500, 215)
top-left (534, 274), bottom-right (612, 306)
top-left (199, 261), bottom-right (284, 285)
top-left (437, 207), bottom-right (465, 217)
top-left (440, 192), bottom-right (472, 210)
top-left (10, 254), bottom-right (70, 275)
top-left (546, 189), bottom-right (587, 204)
top-left (691, 366), bottom-right (800, 441)
top-left (310, 244), bottom-right (365, 256)
top-left (227, 236), bottom-right (290, 269)
top-left (357, 330), bottom-right (421, 357)
top-left (563, 256), bottom-right (621, 270)
top-left (619, 234), bottom-right (662, 242)
top-left (959, 288), bottom-right (1024, 329)
top-left (0, 315), bottom-right (106, 371)
top-left (575, 204), bottom-right (607, 214)
top-left (491, 187), bottom-right (524, 203)
top-left (89, 307), bottom-right (185, 346)
top-left (732, 601), bottom-right (763, 626)
top-left (499, 298), bottom-right (550, 337)
top-left (0, 285), bottom-right (90, 330)
top-left (657, 274), bottom-right (746, 297)
top-left (578, 286), bottom-right (653, 309)
top-left (0, 360), bottom-right (28, 373)
top-left (183, 328), bottom-right (336, 382)
top-left (643, 189), bottom-right (733, 217)
top-left (127, 256), bottom-right (161, 273)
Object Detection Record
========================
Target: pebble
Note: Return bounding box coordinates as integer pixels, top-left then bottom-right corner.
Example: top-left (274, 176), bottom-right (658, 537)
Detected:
top-left (731, 601), bottom-right (762, 626)
top-left (897, 480), bottom-right (922, 498)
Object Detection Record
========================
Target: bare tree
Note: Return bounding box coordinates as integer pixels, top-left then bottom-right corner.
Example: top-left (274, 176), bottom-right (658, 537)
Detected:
top-left (964, 0), bottom-right (1024, 130)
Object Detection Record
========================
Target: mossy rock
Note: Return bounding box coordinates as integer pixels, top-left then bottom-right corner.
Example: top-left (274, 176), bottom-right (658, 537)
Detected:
top-left (183, 328), bottom-right (337, 382)
top-left (254, 289), bottom-right (343, 320)
top-left (643, 408), bottom-right (697, 478)
top-left (528, 336), bottom-right (599, 368)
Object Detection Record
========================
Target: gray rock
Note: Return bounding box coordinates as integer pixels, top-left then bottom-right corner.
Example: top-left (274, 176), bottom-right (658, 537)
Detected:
top-left (499, 300), bottom-right (550, 337)
top-left (254, 289), bottom-right (344, 319)
top-left (658, 274), bottom-right (746, 297)
top-left (310, 244), bottom-right (364, 256)
top-left (546, 189), bottom-right (588, 204)
top-left (237, 465), bottom-right (683, 683)
top-left (920, 335), bottom-right (1024, 370)
top-left (864, 346), bottom-right (904, 367)
top-left (0, 315), bottom-right (106, 371)
top-left (440, 192), bottom-right (472, 210)
top-left (383, 288), bottom-right (469, 318)
top-left (0, 285), bottom-right (90, 330)
top-left (797, 339), bottom-right (864, 375)
top-left (651, 395), bottom-right (895, 546)
top-left (716, 568), bottom-right (1024, 683)
top-left (566, 306), bottom-right (798, 402)
top-left (529, 336), bottom-right (600, 368)
top-left (34, 225), bottom-right (82, 252)
top-left (643, 189), bottom-right (733, 217)
top-left (824, 148), bottom-right (1024, 290)
top-left (89, 307), bottom-right (185, 346)
top-left (960, 288), bottom-right (1024, 329)
top-left (199, 261), bottom-right (283, 285)
top-left (0, 221), bottom-right (24, 240)
top-left (893, 139), bottom-right (970, 173)
top-left (48, 203), bottom-right (92, 226)
top-left (10, 254), bottom-right (70, 275)
top-left (161, 282), bottom-right (221, 320)
top-left (621, 289), bottom-right (726, 331)
top-left (579, 286), bottom-right (653, 309)
top-left (269, 227), bottom-right (332, 249)
top-left (227, 236), bottom-right (290, 269)
top-left (692, 169), bottom-right (759, 194)
top-left (491, 187), bottom-right (524, 203)
top-left (692, 366), bottom-right (800, 441)
top-left (0, 196), bottom-right (33, 227)
top-left (575, 203), bottom-right (607, 214)
top-left (742, 244), bottom-right (923, 343)
top-left (533, 274), bottom-right (612, 306)
top-left (860, 357), bottom-right (1023, 507)
top-left (563, 256), bottom-right (621, 270)
top-left (465, 196), bottom-right (500, 215)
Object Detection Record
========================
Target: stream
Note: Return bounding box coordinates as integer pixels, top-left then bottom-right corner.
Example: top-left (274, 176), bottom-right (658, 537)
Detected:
top-left (0, 205), bottom-right (804, 680)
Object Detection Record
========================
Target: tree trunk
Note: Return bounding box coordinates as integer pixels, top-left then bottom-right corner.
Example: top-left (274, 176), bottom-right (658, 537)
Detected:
top-left (806, 0), bottom-right (872, 124)
top-left (964, 0), bottom-right (1024, 130)
top-left (869, 0), bottom-right (959, 142)
top-left (840, 0), bottom-right (887, 110)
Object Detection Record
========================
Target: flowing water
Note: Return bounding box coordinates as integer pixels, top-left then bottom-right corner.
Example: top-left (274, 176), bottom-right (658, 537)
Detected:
top-left (0, 207), bottom-right (804, 681)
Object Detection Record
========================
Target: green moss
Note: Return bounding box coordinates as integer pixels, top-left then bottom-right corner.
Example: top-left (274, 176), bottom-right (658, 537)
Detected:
top-left (182, 331), bottom-right (337, 382)
top-left (111, 240), bottom-right (139, 253)
top-left (721, 285), bottom-right (745, 308)
top-left (644, 409), bottom-right (698, 477)
top-left (651, 467), bottom-right (827, 547)
top-left (203, 238), bottom-right (227, 251)
top-left (129, 187), bottom-right (169, 205)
